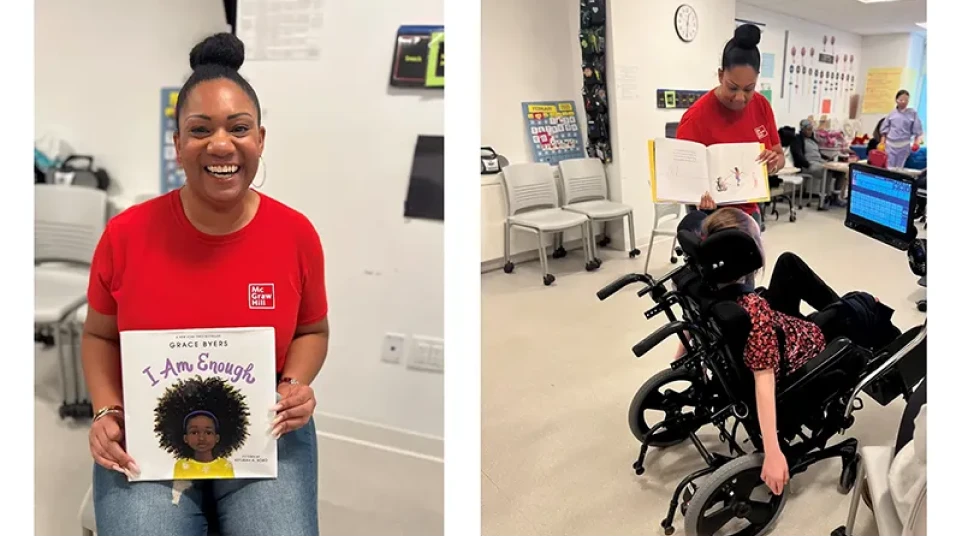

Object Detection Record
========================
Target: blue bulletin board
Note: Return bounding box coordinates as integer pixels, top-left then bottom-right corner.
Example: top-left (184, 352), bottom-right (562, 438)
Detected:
top-left (521, 101), bottom-right (585, 165)
top-left (160, 87), bottom-right (186, 193)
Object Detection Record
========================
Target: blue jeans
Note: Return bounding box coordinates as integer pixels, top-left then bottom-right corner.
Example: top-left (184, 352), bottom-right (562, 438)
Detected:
top-left (93, 418), bottom-right (318, 535)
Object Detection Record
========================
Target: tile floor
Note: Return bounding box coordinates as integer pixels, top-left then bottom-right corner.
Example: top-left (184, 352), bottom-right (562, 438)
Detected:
top-left (481, 207), bottom-right (926, 536)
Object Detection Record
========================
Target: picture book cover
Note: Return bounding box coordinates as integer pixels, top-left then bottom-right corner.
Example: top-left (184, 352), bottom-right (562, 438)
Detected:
top-left (119, 327), bottom-right (277, 482)
top-left (647, 138), bottom-right (771, 205)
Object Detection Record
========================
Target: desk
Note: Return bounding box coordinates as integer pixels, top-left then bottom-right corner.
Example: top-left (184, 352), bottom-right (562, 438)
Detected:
top-left (811, 161), bottom-right (854, 208)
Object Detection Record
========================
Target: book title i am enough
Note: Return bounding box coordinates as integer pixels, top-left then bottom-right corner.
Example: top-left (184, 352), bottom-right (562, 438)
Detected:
top-left (141, 338), bottom-right (258, 387)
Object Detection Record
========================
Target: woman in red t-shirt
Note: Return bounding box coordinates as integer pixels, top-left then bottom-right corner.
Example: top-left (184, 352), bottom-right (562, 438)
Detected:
top-left (82, 33), bottom-right (328, 535)
top-left (675, 24), bottom-right (785, 227)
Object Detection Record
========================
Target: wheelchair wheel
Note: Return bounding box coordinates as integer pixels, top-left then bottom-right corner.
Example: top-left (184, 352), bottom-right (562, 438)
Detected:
top-left (683, 454), bottom-right (786, 536)
top-left (628, 367), bottom-right (704, 446)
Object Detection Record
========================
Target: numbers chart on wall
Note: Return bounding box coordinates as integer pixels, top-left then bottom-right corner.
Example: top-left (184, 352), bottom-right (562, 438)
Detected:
top-left (521, 101), bottom-right (585, 166)
top-left (159, 87), bottom-right (186, 194)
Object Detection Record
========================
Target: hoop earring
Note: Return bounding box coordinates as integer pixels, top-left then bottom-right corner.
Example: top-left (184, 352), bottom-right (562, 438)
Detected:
top-left (252, 156), bottom-right (267, 189)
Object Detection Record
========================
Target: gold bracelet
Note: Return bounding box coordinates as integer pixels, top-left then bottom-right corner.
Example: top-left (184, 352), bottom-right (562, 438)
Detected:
top-left (93, 405), bottom-right (124, 423)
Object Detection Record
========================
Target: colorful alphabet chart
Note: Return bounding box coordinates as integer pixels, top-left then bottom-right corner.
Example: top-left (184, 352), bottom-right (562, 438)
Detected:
top-left (159, 87), bottom-right (186, 194)
top-left (521, 101), bottom-right (585, 165)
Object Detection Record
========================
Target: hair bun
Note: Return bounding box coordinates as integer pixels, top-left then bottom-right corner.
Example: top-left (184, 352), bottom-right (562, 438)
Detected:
top-left (189, 33), bottom-right (245, 71)
top-left (733, 24), bottom-right (761, 49)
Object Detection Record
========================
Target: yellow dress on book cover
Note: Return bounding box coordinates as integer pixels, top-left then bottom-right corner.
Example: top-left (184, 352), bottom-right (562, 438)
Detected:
top-left (173, 457), bottom-right (235, 479)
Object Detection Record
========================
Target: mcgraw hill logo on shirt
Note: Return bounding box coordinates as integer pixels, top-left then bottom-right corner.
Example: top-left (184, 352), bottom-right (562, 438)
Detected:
top-left (249, 284), bottom-right (275, 310)
top-left (754, 125), bottom-right (769, 140)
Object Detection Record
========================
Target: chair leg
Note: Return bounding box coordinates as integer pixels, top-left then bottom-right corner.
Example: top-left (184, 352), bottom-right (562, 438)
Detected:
top-left (581, 223), bottom-right (596, 271)
top-left (841, 453), bottom-right (867, 535)
top-left (627, 212), bottom-right (640, 258)
top-left (643, 233), bottom-right (656, 275)
top-left (503, 222), bottom-right (510, 264)
top-left (588, 221), bottom-right (601, 265)
top-left (536, 230), bottom-right (553, 285)
top-left (669, 236), bottom-right (678, 263)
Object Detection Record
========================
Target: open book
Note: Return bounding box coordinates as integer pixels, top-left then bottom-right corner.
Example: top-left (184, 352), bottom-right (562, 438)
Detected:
top-left (120, 327), bottom-right (278, 482)
top-left (647, 139), bottom-right (771, 205)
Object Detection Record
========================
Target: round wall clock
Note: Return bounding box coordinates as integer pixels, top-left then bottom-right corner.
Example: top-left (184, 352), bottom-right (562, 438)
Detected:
top-left (675, 4), bottom-right (698, 43)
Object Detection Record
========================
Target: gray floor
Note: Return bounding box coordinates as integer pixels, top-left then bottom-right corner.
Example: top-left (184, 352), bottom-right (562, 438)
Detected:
top-left (481, 207), bottom-right (926, 536)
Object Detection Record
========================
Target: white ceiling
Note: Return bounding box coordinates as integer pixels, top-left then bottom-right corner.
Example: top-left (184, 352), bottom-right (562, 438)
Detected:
top-left (740, 0), bottom-right (927, 36)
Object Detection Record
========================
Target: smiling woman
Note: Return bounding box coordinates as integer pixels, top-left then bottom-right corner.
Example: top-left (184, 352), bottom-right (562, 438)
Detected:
top-left (82, 32), bottom-right (330, 535)
top-left (675, 23), bottom-right (786, 226)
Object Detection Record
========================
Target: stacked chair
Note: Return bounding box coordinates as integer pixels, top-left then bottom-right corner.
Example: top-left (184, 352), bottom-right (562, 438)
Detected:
top-left (35, 184), bottom-right (108, 419)
top-left (501, 159), bottom-right (641, 286)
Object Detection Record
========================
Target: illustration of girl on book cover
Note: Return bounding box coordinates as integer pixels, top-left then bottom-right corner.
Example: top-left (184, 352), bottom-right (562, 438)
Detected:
top-left (154, 376), bottom-right (251, 479)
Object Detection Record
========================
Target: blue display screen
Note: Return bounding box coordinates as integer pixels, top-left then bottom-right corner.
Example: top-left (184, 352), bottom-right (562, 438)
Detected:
top-left (849, 168), bottom-right (912, 233)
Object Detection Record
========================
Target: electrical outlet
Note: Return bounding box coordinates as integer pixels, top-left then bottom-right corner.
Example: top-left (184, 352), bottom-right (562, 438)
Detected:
top-left (429, 341), bottom-right (444, 371)
top-left (408, 336), bottom-right (443, 372)
top-left (381, 333), bottom-right (406, 364)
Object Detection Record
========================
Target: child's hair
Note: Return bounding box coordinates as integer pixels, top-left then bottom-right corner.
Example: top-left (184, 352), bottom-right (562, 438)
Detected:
top-left (154, 376), bottom-right (251, 460)
top-left (702, 208), bottom-right (765, 282)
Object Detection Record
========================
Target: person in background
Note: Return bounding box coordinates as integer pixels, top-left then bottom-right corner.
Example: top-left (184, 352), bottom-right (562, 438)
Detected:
top-left (791, 119), bottom-right (844, 207)
top-left (82, 33), bottom-right (328, 535)
top-left (880, 90), bottom-right (924, 169)
top-left (676, 23), bottom-right (785, 230)
top-left (867, 118), bottom-right (885, 154)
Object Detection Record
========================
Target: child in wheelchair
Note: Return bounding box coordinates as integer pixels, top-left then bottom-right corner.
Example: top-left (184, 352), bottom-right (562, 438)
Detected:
top-left (699, 208), bottom-right (894, 497)
top-left (599, 207), bottom-right (917, 536)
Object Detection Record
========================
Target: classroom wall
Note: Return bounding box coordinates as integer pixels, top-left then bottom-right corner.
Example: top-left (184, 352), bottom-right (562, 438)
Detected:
top-left (604, 0), bottom-right (736, 249)
top-left (857, 33), bottom-right (925, 132)
top-left (480, 0), bottom-right (586, 165)
top-left (34, 0), bottom-right (228, 197)
top-left (734, 3), bottom-right (863, 130)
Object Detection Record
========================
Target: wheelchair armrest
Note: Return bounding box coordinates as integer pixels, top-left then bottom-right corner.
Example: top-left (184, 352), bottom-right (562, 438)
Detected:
top-left (777, 338), bottom-right (864, 404)
top-left (631, 321), bottom-right (708, 358)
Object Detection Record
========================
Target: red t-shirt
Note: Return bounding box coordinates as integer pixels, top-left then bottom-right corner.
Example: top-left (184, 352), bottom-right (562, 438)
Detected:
top-left (675, 91), bottom-right (781, 215)
top-left (87, 190), bottom-right (328, 373)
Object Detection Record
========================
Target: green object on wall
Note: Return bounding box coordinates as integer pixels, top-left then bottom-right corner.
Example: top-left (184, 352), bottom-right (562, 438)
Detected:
top-left (425, 31), bottom-right (444, 88)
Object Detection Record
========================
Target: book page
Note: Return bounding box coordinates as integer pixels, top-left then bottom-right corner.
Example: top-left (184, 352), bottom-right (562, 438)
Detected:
top-left (120, 327), bottom-right (278, 482)
top-left (705, 143), bottom-right (771, 205)
top-left (649, 138), bottom-right (709, 204)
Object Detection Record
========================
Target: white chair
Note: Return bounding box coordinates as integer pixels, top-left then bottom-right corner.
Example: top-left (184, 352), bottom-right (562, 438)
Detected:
top-left (769, 147), bottom-right (808, 223)
top-left (835, 427), bottom-right (926, 535)
top-left (558, 158), bottom-right (640, 262)
top-left (35, 184), bottom-right (107, 419)
top-left (79, 485), bottom-right (95, 535)
top-left (643, 203), bottom-right (685, 276)
top-left (501, 163), bottom-right (595, 286)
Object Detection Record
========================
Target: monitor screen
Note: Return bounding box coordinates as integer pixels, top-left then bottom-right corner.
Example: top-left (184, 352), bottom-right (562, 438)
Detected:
top-left (845, 164), bottom-right (919, 251)
top-left (849, 167), bottom-right (912, 233)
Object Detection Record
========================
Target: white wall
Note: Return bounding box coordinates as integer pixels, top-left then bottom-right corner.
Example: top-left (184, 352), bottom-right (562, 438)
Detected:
top-left (34, 0), bottom-right (228, 197)
top-left (605, 0), bottom-right (736, 249)
top-left (734, 3), bottom-right (863, 129)
top-left (236, 0), bottom-right (444, 440)
top-left (857, 33), bottom-right (925, 132)
top-left (480, 0), bottom-right (585, 165)
top-left (37, 0), bottom-right (444, 439)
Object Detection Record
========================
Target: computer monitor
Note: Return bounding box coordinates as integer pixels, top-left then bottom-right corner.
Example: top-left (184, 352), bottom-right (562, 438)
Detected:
top-left (845, 163), bottom-right (919, 251)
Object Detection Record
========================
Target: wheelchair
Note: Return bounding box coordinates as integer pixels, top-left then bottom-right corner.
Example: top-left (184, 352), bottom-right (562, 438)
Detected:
top-left (597, 225), bottom-right (926, 536)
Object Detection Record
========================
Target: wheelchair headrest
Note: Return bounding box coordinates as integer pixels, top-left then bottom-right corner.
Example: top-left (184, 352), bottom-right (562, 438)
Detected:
top-left (696, 229), bottom-right (764, 285)
top-left (672, 210), bottom-right (764, 285)
top-left (676, 210), bottom-right (707, 260)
